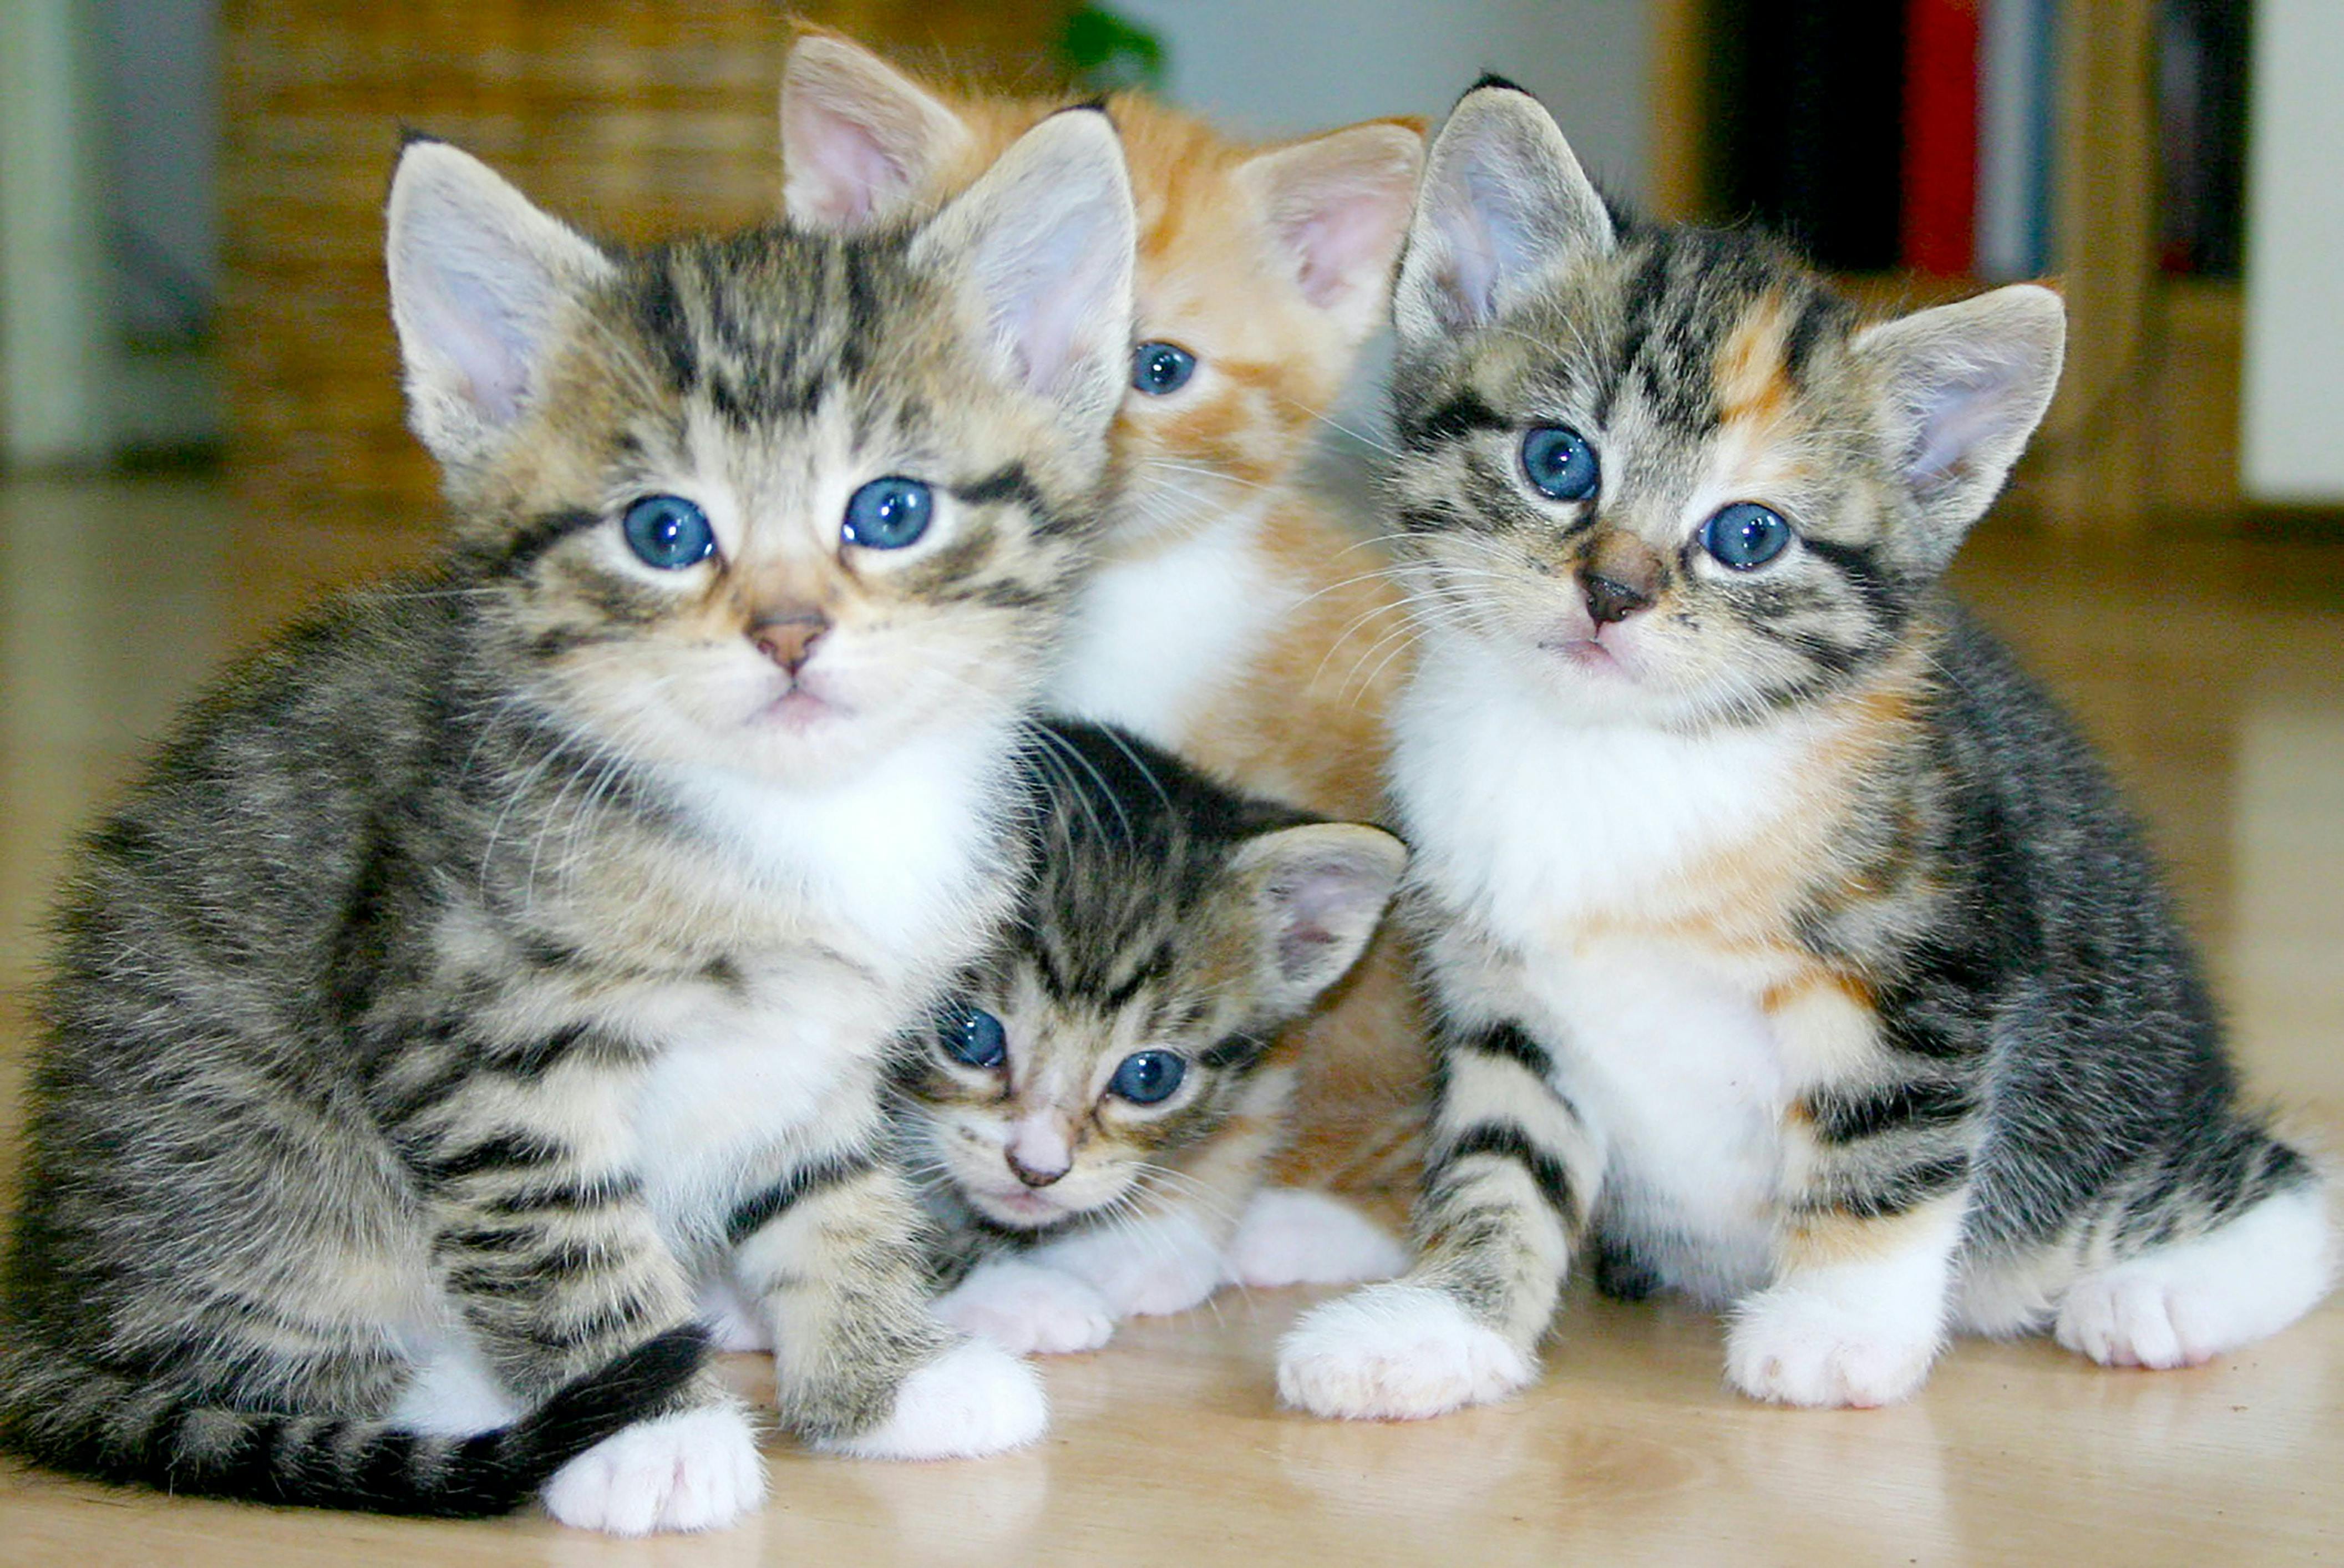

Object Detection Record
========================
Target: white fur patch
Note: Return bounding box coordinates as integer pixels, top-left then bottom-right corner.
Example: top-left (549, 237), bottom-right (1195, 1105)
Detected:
top-left (1276, 1282), bottom-right (1535, 1420)
top-left (696, 1273), bottom-right (772, 1354)
top-left (1391, 633), bottom-right (1820, 1300)
top-left (933, 1258), bottom-right (1116, 1356)
top-left (1028, 1209), bottom-right (1225, 1317)
top-left (2054, 1183), bottom-right (2336, 1369)
top-left (541, 1403), bottom-right (767, 1536)
top-left (388, 1327), bottom-right (522, 1437)
top-left (1051, 502), bottom-right (1286, 744)
top-left (817, 1339), bottom-right (1048, 1460)
top-left (1725, 1226), bottom-right (1956, 1407)
top-left (1224, 1188), bottom-right (1407, 1289)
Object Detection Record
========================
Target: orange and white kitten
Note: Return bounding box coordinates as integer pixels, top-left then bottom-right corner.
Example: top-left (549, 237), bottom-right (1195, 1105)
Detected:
top-left (778, 33), bottom-right (1432, 1253)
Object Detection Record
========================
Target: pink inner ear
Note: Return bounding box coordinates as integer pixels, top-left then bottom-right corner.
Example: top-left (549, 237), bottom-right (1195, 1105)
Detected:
top-left (1286, 196), bottom-right (1403, 308)
top-left (787, 106), bottom-right (908, 227)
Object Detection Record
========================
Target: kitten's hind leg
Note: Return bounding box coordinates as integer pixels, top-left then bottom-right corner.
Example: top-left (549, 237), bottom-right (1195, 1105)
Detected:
top-left (2054, 1175), bottom-right (2335, 1369)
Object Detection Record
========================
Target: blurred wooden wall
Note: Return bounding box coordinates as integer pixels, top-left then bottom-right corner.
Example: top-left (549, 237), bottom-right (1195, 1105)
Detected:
top-left (220, 2), bottom-right (1074, 624)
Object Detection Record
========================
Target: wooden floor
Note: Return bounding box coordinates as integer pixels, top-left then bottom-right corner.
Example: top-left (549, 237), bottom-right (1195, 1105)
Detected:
top-left (2, 474), bottom-right (2340, 1565)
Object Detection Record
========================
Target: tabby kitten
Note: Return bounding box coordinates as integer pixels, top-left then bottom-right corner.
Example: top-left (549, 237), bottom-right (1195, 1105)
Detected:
top-left (1278, 82), bottom-right (2334, 1418)
top-left (1, 113), bottom-right (1136, 1533)
top-left (911, 722), bottom-right (1407, 1354)
top-left (779, 28), bottom-right (1435, 1190)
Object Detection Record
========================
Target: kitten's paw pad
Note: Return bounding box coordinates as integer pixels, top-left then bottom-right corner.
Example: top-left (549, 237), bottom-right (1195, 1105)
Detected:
top-left (696, 1276), bottom-right (772, 1354)
top-left (1726, 1287), bottom-right (1939, 1408)
top-left (935, 1261), bottom-right (1115, 1356)
top-left (819, 1339), bottom-right (1048, 1460)
top-left (1226, 1188), bottom-right (1408, 1290)
top-left (541, 1404), bottom-right (765, 1536)
top-left (1276, 1283), bottom-right (1534, 1421)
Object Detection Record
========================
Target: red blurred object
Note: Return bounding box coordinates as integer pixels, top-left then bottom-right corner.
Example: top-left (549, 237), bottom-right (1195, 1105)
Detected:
top-left (1901, 0), bottom-right (1980, 275)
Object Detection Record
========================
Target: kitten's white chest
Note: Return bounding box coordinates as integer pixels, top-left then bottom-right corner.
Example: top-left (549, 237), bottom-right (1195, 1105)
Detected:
top-left (627, 735), bottom-right (1017, 1236)
top-left (1051, 506), bottom-right (1289, 744)
top-left (1395, 638), bottom-right (1815, 1296)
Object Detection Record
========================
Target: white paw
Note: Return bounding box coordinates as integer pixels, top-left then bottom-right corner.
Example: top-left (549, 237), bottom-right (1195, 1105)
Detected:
top-left (819, 1338), bottom-right (1048, 1460)
top-left (1032, 1214), bottom-right (1224, 1318)
top-left (934, 1259), bottom-right (1115, 1356)
top-left (1726, 1282), bottom-right (1940, 1408)
top-left (696, 1274), bottom-right (772, 1354)
top-left (541, 1404), bottom-right (765, 1536)
top-left (1225, 1188), bottom-right (1408, 1289)
top-left (2054, 1275), bottom-right (2202, 1368)
top-left (1275, 1282), bottom-right (1534, 1421)
top-left (2054, 1184), bottom-right (2336, 1369)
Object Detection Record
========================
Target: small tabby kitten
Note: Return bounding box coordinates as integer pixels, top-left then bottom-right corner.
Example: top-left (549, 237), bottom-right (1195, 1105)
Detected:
top-left (1, 114), bottom-right (1135, 1533)
top-left (1280, 83), bottom-right (2334, 1418)
top-left (778, 29), bottom-right (1436, 1186)
top-left (912, 724), bottom-right (1408, 1353)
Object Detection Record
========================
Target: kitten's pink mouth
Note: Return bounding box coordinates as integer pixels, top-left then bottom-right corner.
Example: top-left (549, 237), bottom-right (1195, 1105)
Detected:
top-left (972, 1186), bottom-right (1073, 1227)
top-left (1543, 635), bottom-right (1630, 676)
top-left (757, 684), bottom-right (846, 729)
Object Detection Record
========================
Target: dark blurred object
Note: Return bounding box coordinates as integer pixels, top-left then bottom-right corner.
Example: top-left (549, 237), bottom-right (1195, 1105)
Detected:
top-left (219, 0), bottom-right (1076, 574)
top-left (2157, 0), bottom-right (2250, 277)
top-left (1708, 0), bottom-right (1906, 271)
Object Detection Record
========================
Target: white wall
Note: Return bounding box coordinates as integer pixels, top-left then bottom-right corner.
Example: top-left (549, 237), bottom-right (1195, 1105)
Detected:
top-left (2240, 0), bottom-right (2344, 503)
top-left (1112, 0), bottom-right (1650, 200)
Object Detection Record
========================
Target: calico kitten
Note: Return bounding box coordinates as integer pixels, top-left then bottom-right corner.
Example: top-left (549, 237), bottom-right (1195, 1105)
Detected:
top-left (1278, 82), bottom-right (2335, 1418)
top-left (911, 722), bottom-right (1407, 1354)
top-left (1, 114), bottom-right (1136, 1533)
top-left (778, 28), bottom-right (1436, 1193)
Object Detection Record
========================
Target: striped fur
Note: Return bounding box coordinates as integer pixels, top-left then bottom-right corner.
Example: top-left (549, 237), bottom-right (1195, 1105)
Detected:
top-left (2, 123), bottom-right (1135, 1529)
top-left (1280, 84), bottom-right (2332, 1420)
top-left (900, 723), bottom-right (1406, 1352)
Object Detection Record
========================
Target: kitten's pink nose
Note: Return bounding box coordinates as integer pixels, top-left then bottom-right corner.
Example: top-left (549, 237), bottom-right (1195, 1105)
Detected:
top-left (752, 611), bottom-right (830, 674)
top-left (1581, 570), bottom-right (1653, 626)
top-left (1006, 1149), bottom-right (1069, 1188)
top-left (1581, 535), bottom-right (1660, 626)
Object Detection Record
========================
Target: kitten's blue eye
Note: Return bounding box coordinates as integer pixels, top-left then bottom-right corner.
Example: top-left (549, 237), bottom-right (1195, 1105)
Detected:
top-left (1132, 341), bottom-right (1197, 396)
top-left (1701, 502), bottom-right (1793, 570)
top-left (842, 477), bottom-right (933, 550)
top-left (621, 494), bottom-right (715, 570)
top-left (943, 1006), bottom-right (1007, 1069)
top-left (1108, 1049), bottom-right (1185, 1105)
top-left (1521, 425), bottom-right (1599, 501)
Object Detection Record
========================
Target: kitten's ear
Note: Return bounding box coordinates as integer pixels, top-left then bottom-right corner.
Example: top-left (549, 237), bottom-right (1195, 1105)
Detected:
top-left (780, 29), bottom-right (973, 230)
top-left (1394, 83), bottom-right (1614, 341)
top-left (1854, 283), bottom-right (2066, 569)
top-left (385, 138), bottom-right (614, 469)
top-left (1235, 119), bottom-right (1427, 342)
top-left (911, 109), bottom-right (1135, 432)
top-left (1227, 824), bottom-right (1408, 1017)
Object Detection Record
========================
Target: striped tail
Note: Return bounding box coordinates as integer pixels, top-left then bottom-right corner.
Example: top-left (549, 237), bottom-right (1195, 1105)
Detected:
top-left (0, 1325), bottom-right (707, 1519)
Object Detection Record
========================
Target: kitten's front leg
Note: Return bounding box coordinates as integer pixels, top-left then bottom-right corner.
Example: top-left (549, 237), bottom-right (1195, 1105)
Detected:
top-left (1278, 1020), bottom-right (1599, 1420)
top-left (731, 1152), bottom-right (1046, 1459)
top-left (1725, 1064), bottom-right (1977, 1407)
top-left (403, 1054), bottom-right (762, 1534)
